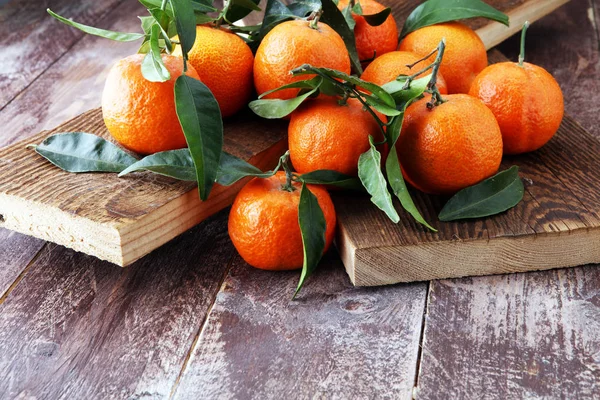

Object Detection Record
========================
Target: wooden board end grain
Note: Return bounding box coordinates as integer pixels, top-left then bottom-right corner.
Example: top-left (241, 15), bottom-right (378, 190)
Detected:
top-left (0, 109), bottom-right (286, 266)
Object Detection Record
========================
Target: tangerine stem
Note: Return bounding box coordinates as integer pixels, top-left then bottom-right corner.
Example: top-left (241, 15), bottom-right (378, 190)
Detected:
top-left (426, 39), bottom-right (446, 108)
top-left (519, 21), bottom-right (530, 67)
top-left (280, 151), bottom-right (296, 192)
top-left (160, 0), bottom-right (168, 10)
top-left (405, 47), bottom-right (439, 70)
top-left (308, 9), bottom-right (323, 29)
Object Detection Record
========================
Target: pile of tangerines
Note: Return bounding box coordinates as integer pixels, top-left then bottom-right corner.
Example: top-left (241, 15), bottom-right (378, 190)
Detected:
top-left (45, 0), bottom-right (564, 293)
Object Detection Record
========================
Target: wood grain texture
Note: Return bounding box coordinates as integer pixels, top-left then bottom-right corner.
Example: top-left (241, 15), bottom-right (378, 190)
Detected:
top-left (172, 253), bottom-right (427, 400)
top-left (416, 267), bottom-right (600, 399)
top-left (0, 108), bottom-right (287, 266)
top-left (0, 0), bottom-right (125, 110)
top-left (0, 211), bottom-right (236, 399)
top-left (0, 0), bottom-right (145, 147)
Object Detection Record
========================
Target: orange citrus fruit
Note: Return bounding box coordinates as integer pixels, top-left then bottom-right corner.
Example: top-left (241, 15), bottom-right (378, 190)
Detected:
top-left (399, 22), bottom-right (487, 94)
top-left (289, 97), bottom-right (384, 176)
top-left (173, 25), bottom-right (254, 118)
top-left (228, 172), bottom-right (337, 271)
top-left (361, 50), bottom-right (449, 94)
top-left (469, 62), bottom-right (564, 155)
top-left (397, 94), bottom-right (503, 195)
top-left (337, 0), bottom-right (398, 62)
top-left (102, 53), bottom-right (200, 155)
top-left (254, 19), bottom-right (351, 100)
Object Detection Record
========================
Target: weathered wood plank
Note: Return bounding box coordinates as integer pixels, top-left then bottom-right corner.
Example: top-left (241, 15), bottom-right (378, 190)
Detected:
top-left (0, 0), bottom-right (145, 147)
top-left (173, 254), bottom-right (427, 400)
top-left (0, 0), bottom-right (125, 110)
top-left (0, 211), bottom-right (236, 399)
top-left (416, 267), bottom-right (600, 399)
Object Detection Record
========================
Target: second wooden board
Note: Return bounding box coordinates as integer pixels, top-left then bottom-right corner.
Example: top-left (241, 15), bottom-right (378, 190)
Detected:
top-left (337, 53), bottom-right (600, 286)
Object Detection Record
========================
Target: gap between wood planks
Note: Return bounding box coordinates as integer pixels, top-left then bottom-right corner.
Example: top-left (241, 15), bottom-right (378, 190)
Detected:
top-left (0, 0), bottom-right (128, 114)
top-left (411, 282), bottom-right (431, 398)
top-left (0, 243), bottom-right (47, 304)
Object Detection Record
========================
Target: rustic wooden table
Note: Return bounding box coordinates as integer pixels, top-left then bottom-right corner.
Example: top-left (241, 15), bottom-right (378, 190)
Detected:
top-left (1, 0), bottom-right (599, 398)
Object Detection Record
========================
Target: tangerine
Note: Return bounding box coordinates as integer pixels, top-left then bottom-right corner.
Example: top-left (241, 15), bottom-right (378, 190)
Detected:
top-left (361, 50), bottom-right (448, 94)
top-left (337, 0), bottom-right (398, 62)
top-left (399, 22), bottom-right (487, 94)
top-left (228, 172), bottom-right (337, 271)
top-left (102, 53), bottom-right (200, 155)
top-left (469, 62), bottom-right (564, 155)
top-left (397, 94), bottom-right (503, 195)
top-left (288, 97), bottom-right (384, 175)
top-left (173, 25), bottom-right (254, 117)
top-left (254, 19), bottom-right (351, 100)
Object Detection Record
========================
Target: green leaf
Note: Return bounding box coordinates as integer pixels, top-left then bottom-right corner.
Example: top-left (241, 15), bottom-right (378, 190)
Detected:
top-left (400, 0), bottom-right (509, 38)
top-left (216, 152), bottom-right (281, 185)
top-left (47, 9), bottom-right (145, 41)
top-left (174, 76), bottom-right (224, 200)
top-left (287, 0), bottom-right (322, 17)
top-left (257, 76), bottom-right (323, 99)
top-left (382, 74), bottom-right (430, 104)
top-left (292, 64), bottom-right (395, 108)
top-left (141, 24), bottom-right (171, 82)
top-left (439, 166), bottom-right (524, 221)
top-left (294, 182), bottom-right (327, 298)
top-left (385, 119), bottom-right (436, 232)
top-left (118, 149), bottom-right (196, 180)
top-left (225, 0), bottom-right (262, 23)
top-left (299, 170), bottom-right (363, 191)
top-left (33, 133), bottom-right (137, 173)
top-left (342, 5), bottom-right (356, 31)
top-left (363, 7), bottom-right (391, 27)
top-left (384, 83), bottom-right (435, 230)
top-left (140, 0), bottom-right (216, 14)
top-left (319, 0), bottom-right (363, 74)
top-left (191, 0), bottom-right (218, 13)
top-left (257, 0), bottom-right (295, 40)
top-left (249, 80), bottom-right (321, 119)
top-left (170, 0), bottom-right (197, 62)
top-left (358, 136), bottom-right (400, 223)
top-left (363, 95), bottom-right (401, 116)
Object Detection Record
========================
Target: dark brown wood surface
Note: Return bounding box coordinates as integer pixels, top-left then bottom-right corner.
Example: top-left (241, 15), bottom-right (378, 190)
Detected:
top-left (0, 0), bottom-right (598, 399)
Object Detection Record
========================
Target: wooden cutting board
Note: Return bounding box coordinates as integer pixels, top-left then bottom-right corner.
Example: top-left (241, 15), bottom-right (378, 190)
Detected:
top-left (0, 0), bottom-right (576, 277)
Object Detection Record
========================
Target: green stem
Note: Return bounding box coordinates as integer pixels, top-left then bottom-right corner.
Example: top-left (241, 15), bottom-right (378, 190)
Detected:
top-left (518, 21), bottom-right (530, 67)
top-left (280, 151), bottom-right (296, 192)
top-left (308, 9), bottom-right (323, 29)
top-left (426, 39), bottom-right (446, 109)
top-left (161, 0), bottom-right (168, 10)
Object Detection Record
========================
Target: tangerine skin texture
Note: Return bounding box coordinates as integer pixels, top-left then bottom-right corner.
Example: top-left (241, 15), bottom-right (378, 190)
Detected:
top-left (102, 54), bottom-right (200, 155)
top-left (399, 22), bottom-right (487, 94)
top-left (254, 20), bottom-right (351, 100)
top-left (173, 26), bottom-right (254, 118)
top-left (337, 0), bottom-right (398, 62)
top-left (289, 97), bottom-right (383, 176)
top-left (469, 62), bottom-right (564, 155)
top-left (361, 50), bottom-right (448, 94)
top-left (228, 172), bottom-right (337, 271)
top-left (397, 94), bottom-right (503, 195)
